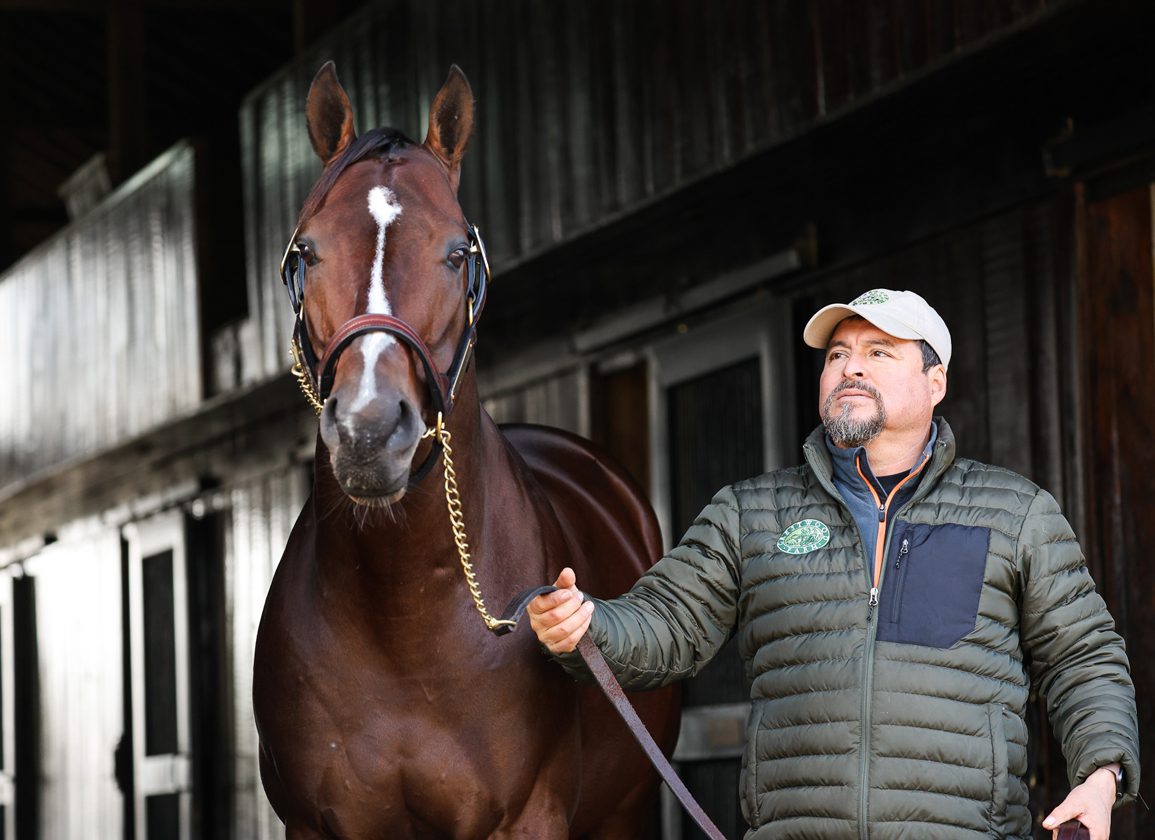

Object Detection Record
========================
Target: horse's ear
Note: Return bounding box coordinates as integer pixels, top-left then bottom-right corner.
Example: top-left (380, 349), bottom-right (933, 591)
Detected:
top-left (306, 61), bottom-right (357, 166)
top-left (423, 65), bottom-right (474, 192)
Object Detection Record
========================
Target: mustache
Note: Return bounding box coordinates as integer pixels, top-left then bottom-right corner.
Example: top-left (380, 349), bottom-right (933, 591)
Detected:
top-left (828, 380), bottom-right (883, 402)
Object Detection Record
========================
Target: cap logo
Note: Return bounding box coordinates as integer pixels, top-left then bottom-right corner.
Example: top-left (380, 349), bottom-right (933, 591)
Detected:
top-left (850, 289), bottom-right (890, 306)
top-left (776, 519), bottom-right (831, 554)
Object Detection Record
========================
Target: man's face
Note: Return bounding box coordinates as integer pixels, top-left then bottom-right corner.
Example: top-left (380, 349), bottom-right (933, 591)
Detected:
top-left (818, 317), bottom-right (946, 448)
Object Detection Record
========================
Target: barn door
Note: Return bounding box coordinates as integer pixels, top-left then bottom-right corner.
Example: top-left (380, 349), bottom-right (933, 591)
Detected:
top-left (0, 575), bottom-right (13, 839)
top-left (648, 304), bottom-right (790, 839)
top-left (124, 511), bottom-right (192, 840)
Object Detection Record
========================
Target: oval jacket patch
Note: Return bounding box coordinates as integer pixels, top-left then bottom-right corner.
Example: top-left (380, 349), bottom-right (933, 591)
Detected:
top-left (776, 519), bottom-right (831, 554)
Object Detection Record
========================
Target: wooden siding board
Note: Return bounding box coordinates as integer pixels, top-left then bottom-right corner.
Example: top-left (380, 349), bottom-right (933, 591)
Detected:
top-left (563, 0), bottom-right (596, 227)
top-left (893, 0), bottom-right (931, 77)
top-left (980, 214), bottom-right (1032, 477)
top-left (608, 3), bottom-right (633, 211)
top-left (867, 0), bottom-right (899, 89)
top-left (226, 464), bottom-right (307, 840)
top-left (0, 143), bottom-right (201, 492)
top-left (646, 1), bottom-right (676, 197)
top-left (1072, 184), bottom-right (1152, 840)
top-left (30, 531), bottom-right (124, 840)
top-left (1021, 198), bottom-right (1071, 503)
top-left (235, 0), bottom-right (1058, 382)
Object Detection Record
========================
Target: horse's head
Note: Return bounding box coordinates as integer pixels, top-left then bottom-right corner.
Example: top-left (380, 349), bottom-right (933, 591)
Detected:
top-left (283, 63), bottom-right (482, 505)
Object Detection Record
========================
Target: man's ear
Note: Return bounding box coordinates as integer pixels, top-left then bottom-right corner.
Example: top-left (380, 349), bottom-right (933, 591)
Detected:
top-left (928, 365), bottom-right (948, 407)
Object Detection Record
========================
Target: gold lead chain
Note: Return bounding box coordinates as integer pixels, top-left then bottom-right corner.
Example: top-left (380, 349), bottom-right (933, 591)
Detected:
top-left (423, 414), bottom-right (515, 633)
top-left (290, 347), bottom-right (506, 633)
top-left (290, 338), bottom-right (325, 416)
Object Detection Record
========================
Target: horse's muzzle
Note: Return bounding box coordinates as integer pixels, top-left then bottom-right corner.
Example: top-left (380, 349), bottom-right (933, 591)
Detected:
top-left (320, 392), bottom-right (423, 500)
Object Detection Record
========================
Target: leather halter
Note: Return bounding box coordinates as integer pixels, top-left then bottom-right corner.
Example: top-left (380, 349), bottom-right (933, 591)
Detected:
top-left (280, 221), bottom-right (491, 486)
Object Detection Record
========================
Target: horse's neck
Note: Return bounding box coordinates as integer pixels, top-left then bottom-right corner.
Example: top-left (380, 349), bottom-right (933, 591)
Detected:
top-left (308, 395), bottom-right (547, 628)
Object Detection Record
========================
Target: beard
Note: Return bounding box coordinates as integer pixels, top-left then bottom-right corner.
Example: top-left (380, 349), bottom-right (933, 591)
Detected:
top-left (823, 381), bottom-right (887, 447)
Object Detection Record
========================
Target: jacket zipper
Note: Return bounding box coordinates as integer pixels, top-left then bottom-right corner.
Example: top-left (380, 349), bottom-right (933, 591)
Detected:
top-left (855, 456), bottom-right (929, 840)
top-left (890, 539), bottom-right (910, 623)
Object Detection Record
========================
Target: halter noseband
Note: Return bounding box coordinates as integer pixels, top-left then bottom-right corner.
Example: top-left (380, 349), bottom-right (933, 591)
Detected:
top-left (280, 221), bottom-right (491, 486)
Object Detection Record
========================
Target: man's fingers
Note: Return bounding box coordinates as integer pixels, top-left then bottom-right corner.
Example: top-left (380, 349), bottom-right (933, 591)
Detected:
top-left (531, 600), bottom-right (594, 651)
top-left (527, 567), bottom-right (592, 652)
top-left (528, 586), bottom-right (582, 618)
top-left (551, 604), bottom-right (594, 653)
top-left (1043, 788), bottom-right (1110, 840)
top-left (1043, 804), bottom-right (1078, 833)
top-left (528, 568), bottom-right (583, 617)
top-left (543, 601), bottom-right (594, 653)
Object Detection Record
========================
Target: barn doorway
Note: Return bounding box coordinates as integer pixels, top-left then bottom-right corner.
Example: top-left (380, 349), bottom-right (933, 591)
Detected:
top-left (646, 303), bottom-right (792, 838)
top-left (123, 512), bottom-right (193, 840)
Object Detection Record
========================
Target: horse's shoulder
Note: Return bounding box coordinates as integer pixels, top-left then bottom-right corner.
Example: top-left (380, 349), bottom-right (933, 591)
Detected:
top-left (499, 423), bottom-right (662, 593)
top-left (499, 423), bottom-right (641, 508)
top-left (501, 422), bottom-right (618, 478)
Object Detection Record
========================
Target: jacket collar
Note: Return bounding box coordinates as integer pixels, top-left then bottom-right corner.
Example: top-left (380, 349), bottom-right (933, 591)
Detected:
top-left (803, 416), bottom-right (957, 501)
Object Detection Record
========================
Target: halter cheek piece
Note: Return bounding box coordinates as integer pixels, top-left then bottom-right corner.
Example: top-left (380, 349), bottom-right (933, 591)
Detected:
top-left (279, 222), bottom-right (491, 486)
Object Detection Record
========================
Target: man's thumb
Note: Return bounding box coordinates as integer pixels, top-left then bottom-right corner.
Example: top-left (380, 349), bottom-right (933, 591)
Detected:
top-left (1042, 804), bottom-right (1071, 829)
top-left (554, 566), bottom-right (577, 590)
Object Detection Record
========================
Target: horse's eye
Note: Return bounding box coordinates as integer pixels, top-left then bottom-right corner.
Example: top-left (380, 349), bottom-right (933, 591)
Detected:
top-left (297, 243), bottom-right (316, 265)
top-left (447, 247), bottom-right (467, 270)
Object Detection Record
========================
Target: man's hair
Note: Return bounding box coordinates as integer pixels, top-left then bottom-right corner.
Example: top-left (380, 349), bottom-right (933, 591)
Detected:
top-left (918, 340), bottom-right (942, 372)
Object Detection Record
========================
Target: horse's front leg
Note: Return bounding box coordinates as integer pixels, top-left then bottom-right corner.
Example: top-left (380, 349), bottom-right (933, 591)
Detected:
top-left (284, 827), bottom-right (327, 840)
top-left (490, 810), bottom-right (570, 840)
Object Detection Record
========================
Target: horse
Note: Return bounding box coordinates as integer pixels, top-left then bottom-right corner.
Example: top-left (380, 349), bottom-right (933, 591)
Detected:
top-left (252, 62), bottom-right (682, 839)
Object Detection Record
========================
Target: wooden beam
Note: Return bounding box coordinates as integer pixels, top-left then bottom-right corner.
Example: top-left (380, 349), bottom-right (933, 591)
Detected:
top-left (0, 0), bottom-right (286, 9)
top-left (106, 0), bottom-right (147, 184)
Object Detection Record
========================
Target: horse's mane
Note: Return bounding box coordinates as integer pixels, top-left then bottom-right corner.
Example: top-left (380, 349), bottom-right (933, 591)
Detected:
top-left (298, 127), bottom-right (412, 224)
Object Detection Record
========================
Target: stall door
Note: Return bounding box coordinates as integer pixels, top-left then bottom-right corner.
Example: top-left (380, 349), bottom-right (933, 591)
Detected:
top-left (124, 512), bottom-right (192, 840)
top-left (0, 576), bottom-right (13, 840)
top-left (648, 304), bottom-right (791, 839)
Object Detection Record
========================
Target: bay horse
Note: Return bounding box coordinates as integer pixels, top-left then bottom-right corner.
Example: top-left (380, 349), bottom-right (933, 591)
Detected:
top-left (253, 63), bottom-right (681, 839)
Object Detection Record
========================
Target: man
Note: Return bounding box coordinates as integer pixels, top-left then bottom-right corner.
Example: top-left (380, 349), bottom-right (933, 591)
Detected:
top-left (530, 289), bottom-right (1138, 840)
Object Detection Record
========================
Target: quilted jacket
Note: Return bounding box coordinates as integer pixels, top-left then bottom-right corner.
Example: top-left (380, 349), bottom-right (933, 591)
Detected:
top-left (573, 419), bottom-right (1138, 839)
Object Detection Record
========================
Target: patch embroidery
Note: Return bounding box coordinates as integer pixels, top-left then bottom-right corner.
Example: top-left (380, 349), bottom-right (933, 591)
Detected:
top-left (850, 289), bottom-right (889, 306)
top-left (776, 519), bottom-right (831, 554)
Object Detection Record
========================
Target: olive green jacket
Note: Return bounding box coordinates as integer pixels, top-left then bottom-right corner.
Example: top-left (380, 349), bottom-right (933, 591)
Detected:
top-left (567, 419), bottom-right (1138, 839)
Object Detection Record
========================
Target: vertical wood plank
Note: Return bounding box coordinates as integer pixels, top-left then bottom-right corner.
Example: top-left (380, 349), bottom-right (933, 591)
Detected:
top-left (1076, 185), bottom-right (1154, 840)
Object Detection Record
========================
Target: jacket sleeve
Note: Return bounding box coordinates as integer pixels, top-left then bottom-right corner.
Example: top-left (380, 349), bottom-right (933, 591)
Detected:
top-left (1018, 487), bottom-right (1140, 802)
top-left (555, 484), bottom-right (742, 690)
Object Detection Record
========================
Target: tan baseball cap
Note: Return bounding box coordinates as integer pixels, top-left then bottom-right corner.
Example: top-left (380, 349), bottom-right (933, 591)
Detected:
top-left (803, 288), bottom-right (952, 369)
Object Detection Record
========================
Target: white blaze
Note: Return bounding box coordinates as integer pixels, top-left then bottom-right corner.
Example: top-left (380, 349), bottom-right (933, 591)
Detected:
top-left (351, 186), bottom-right (403, 411)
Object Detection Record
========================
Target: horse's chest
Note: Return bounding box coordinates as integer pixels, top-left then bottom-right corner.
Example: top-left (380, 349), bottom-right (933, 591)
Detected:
top-left (286, 706), bottom-right (510, 836)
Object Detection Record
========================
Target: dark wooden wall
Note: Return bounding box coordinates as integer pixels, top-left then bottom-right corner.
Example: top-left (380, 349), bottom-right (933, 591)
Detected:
top-left (1076, 183), bottom-right (1154, 840)
top-left (238, 0), bottom-right (1063, 383)
top-left (784, 193), bottom-right (1155, 837)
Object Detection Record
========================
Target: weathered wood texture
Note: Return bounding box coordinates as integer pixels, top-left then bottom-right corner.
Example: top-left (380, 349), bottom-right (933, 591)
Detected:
top-left (792, 197), bottom-right (1077, 500)
top-left (1075, 184), bottom-right (1154, 840)
top-left (791, 195), bottom-right (1087, 835)
top-left (23, 529), bottom-right (124, 840)
top-left (0, 142), bottom-right (202, 493)
top-left (224, 463), bottom-right (308, 840)
top-left (239, 0), bottom-right (1060, 384)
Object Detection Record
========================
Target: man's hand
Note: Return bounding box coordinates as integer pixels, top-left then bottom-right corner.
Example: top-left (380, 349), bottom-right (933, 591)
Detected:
top-left (528, 567), bottom-right (594, 654)
top-left (1043, 764), bottom-right (1118, 840)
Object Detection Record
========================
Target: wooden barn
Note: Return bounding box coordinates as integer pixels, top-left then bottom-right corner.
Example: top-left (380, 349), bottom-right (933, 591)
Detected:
top-left (0, 0), bottom-right (1152, 837)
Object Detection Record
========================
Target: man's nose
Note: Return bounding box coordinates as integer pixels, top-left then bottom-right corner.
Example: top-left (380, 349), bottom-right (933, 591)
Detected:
top-left (843, 354), bottom-right (867, 378)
